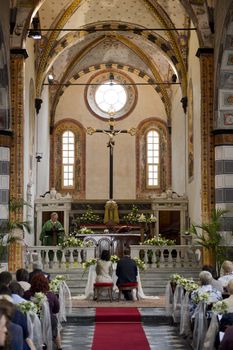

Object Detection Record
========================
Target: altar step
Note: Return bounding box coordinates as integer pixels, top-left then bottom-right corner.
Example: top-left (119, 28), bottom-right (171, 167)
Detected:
top-left (50, 267), bottom-right (201, 296)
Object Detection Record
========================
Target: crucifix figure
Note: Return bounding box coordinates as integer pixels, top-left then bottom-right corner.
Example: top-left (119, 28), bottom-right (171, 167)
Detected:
top-left (86, 117), bottom-right (137, 200)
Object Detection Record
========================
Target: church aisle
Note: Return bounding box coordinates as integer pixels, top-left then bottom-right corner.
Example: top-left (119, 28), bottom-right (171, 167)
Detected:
top-left (61, 323), bottom-right (192, 349)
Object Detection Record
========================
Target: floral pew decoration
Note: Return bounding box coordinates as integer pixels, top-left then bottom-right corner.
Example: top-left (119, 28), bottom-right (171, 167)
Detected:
top-left (49, 275), bottom-right (72, 322)
top-left (190, 289), bottom-right (223, 350)
top-left (31, 292), bottom-right (53, 350)
top-left (203, 300), bottom-right (228, 350)
top-left (17, 301), bottom-right (43, 350)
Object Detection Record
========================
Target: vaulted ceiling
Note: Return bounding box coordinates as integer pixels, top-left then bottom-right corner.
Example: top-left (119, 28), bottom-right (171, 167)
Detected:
top-left (11, 0), bottom-right (214, 124)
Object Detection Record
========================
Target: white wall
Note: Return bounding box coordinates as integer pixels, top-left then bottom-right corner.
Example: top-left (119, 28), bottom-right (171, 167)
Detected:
top-left (37, 86), bottom-right (50, 197)
top-left (55, 71), bottom-right (167, 199)
top-left (24, 38), bottom-right (36, 245)
top-left (170, 85), bottom-right (186, 196)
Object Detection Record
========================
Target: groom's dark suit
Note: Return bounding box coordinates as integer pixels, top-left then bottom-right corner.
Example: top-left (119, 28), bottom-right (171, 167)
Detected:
top-left (116, 255), bottom-right (137, 300)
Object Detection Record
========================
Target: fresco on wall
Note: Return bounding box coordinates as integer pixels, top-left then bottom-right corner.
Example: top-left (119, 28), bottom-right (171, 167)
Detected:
top-left (221, 50), bottom-right (233, 70)
top-left (188, 80), bottom-right (194, 181)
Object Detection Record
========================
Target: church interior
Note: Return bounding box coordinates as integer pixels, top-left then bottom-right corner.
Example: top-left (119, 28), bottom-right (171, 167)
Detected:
top-left (1, 0), bottom-right (233, 349)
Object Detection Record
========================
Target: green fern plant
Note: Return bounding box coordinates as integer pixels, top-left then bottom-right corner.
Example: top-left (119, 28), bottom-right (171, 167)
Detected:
top-left (190, 208), bottom-right (229, 275)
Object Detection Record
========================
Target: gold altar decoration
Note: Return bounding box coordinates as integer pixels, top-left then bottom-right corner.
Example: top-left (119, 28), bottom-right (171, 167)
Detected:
top-left (104, 200), bottom-right (119, 225)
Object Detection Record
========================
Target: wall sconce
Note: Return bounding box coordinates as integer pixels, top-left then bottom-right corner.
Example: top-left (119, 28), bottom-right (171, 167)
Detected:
top-left (28, 18), bottom-right (42, 39)
top-left (48, 73), bottom-right (54, 84)
top-left (35, 152), bottom-right (43, 162)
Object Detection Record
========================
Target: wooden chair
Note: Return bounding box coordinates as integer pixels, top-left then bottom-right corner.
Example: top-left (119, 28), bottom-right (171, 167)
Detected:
top-left (93, 282), bottom-right (113, 302)
top-left (118, 282), bottom-right (139, 301)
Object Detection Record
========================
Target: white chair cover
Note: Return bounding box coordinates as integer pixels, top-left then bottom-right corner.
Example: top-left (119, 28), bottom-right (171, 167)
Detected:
top-left (41, 300), bottom-right (53, 350)
top-left (172, 285), bottom-right (184, 323)
top-left (27, 311), bottom-right (43, 350)
top-left (192, 301), bottom-right (208, 350)
top-left (180, 292), bottom-right (192, 337)
top-left (203, 313), bottom-right (219, 350)
top-left (58, 281), bottom-right (72, 322)
top-left (165, 282), bottom-right (174, 316)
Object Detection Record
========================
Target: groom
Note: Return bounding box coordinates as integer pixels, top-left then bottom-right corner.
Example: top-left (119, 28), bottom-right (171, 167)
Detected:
top-left (116, 248), bottom-right (137, 300)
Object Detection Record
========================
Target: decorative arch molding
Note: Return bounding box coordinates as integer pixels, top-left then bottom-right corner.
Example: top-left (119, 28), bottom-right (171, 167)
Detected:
top-left (36, 19), bottom-right (185, 97)
top-left (51, 63), bottom-right (170, 127)
top-left (50, 118), bottom-right (86, 198)
top-left (136, 117), bottom-right (171, 198)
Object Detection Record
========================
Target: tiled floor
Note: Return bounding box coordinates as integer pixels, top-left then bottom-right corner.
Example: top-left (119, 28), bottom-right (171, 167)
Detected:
top-left (61, 307), bottom-right (192, 350)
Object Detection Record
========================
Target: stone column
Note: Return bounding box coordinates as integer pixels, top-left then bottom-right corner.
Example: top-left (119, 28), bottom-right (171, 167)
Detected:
top-left (214, 133), bottom-right (233, 244)
top-left (8, 49), bottom-right (28, 271)
top-left (196, 48), bottom-right (215, 265)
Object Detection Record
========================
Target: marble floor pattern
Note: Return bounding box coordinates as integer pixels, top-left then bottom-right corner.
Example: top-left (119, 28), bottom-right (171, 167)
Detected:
top-left (60, 307), bottom-right (192, 350)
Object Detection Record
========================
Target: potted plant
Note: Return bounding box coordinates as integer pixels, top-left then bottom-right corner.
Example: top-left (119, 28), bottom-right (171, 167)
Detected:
top-left (190, 208), bottom-right (229, 276)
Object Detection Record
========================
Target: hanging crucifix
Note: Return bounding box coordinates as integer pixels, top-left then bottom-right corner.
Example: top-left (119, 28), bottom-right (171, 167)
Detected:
top-left (86, 116), bottom-right (137, 200)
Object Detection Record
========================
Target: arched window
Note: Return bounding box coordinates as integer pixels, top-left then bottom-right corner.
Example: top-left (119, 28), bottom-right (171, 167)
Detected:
top-left (146, 130), bottom-right (159, 187)
top-left (62, 130), bottom-right (75, 188)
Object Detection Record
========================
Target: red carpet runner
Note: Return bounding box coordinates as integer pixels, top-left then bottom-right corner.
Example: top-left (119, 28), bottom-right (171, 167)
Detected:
top-left (92, 308), bottom-right (150, 350)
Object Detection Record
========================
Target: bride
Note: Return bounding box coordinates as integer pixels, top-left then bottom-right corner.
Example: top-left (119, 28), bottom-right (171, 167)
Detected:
top-left (96, 250), bottom-right (113, 283)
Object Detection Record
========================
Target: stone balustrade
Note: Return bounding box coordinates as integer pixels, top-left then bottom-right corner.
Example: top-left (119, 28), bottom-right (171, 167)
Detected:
top-left (130, 245), bottom-right (203, 268)
top-left (25, 244), bottom-right (202, 271)
top-left (25, 245), bottom-right (95, 271)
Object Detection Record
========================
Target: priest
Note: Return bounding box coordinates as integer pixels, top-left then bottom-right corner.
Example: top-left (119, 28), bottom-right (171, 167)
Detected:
top-left (40, 212), bottom-right (64, 246)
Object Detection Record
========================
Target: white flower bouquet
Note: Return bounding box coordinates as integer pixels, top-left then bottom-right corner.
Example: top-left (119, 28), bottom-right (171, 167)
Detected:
top-left (49, 275), bottom-right (66, 293)
top-left (82, 258), bottom-right (97, 270)
top-left (134, 257), bottom-right (146, 271)
top-left (212, 300), bottom-right (228, 314)
top-left (17, 301), bottom-right (38, 314)
top-left (110, 255), bottom-right (120, 263)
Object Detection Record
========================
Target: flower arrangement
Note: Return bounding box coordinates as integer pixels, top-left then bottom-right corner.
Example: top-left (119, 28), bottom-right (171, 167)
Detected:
top-left (77, 205), bottom-right (101, 224)
top-left (123, 205), bottom-right (140, 224)
top-left (49, 275), bottom-right (66, 293)
top-left (82, 258), bottom-right (97, 270)
top-left (170, 273), bottom-right (183, 283)
top-left (77, 227), bottom-right (94, 235)
top-left (169, 274), bottom-right (198, 292)
top-left (212, 300), bottom-right (228, 314)
top-left (138, 213), bottom-right (157, 223)
top-left (60, 235), bottom-right (94, 248)
top-left (110, 255), bottom-right (120, 263)
top-left (134, 257), bottom-right (146, 271)
top-left (31, 292), bottom-right (47, 306)
top-left (192, 291), bottom-right (210, 304)
top-left (17, 301), bottom-right (38, 315)
top-left (143, 234), bottom-right (175, 246)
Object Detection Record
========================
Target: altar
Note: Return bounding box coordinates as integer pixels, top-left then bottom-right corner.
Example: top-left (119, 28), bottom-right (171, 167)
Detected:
top-left (77, 233), bottom-right (141, 258)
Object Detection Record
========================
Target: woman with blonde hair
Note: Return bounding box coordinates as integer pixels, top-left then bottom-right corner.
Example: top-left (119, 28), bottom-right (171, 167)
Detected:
top-left (218, 261), bottom-right (233, 289)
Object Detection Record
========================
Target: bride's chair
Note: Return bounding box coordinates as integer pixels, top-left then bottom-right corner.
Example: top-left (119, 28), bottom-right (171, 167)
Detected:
top-left (93, 282), bottom-right (114, 302)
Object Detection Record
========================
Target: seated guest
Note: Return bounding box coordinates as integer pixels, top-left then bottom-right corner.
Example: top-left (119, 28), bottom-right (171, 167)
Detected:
top-left (0, 272), bottom-right (12, 287)
top-left (29, 262), bottom-right (50, 283)
top-left (219, 325), bottom-right (233, 350)
top-left (0, 288), bottom-right (36, 350)
top-left (202, 265), bottom-right (223, 292)
top-left (116, 248), bottom-right (137, 301)
top-left (24, 274), bottom-right (61, 350)
top-left (0, 298), bottom-right (23, 350)
top-left (223, 280), bottom-right (233, 312)
top-left (9, 282), bottom-right (26, 304)
top-left (16, 269), bottom-right (30, 292)
top-left (218, 261), bottom-right (233, 289)
top-left (190, 271), bottom-right (222, 316)
top-left (96, 250), bottom-right (113, 283)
